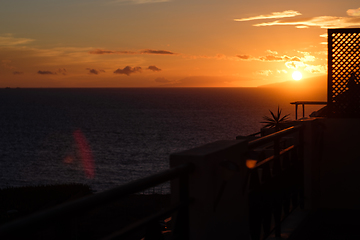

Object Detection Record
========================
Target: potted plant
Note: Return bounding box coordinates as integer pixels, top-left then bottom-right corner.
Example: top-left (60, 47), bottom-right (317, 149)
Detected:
top-left (261, 106), bottom-right (290, 132)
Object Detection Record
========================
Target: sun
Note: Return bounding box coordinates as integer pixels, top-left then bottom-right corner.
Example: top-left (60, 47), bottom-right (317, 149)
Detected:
top-left (292, 71), bottom-right (302, 81)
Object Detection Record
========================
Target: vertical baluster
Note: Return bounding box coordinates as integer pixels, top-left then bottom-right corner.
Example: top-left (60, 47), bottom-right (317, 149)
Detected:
top-left (261, 163), bottom-right (271, 183)
top-left (262, 207), bottom-right (272, 238)
top-left (273, 200), bottom-right (282, 238)
top-left (298, 127), bottom-right (305, 209)
top-left (272, 138), bottom-right (281, 176)
top-left (172, 173), bottom-right (190, 240)
top-left (249, 169), bottom-right (260, 190)
top-left (282, 151), bottom-right (290, 170)
top-left (283, 193), bottom-right (291, 216)
top-left (249, 191), bottom-right (262, 240)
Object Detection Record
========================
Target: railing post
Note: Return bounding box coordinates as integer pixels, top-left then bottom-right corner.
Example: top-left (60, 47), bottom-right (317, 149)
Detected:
top-left (302, 103), bottom-right (305, 118)
top-left (273, 137), bottom-right (281, 238)
top-left (298, 123), bottom-right (305, 209)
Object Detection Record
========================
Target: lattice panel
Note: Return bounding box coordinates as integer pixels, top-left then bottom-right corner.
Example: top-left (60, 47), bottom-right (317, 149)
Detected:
top-left (328, 28), bottom-right (360, 117)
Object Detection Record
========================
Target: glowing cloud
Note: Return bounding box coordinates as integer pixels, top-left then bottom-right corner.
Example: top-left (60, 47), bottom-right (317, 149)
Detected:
top-left (257, 70), bottom-right (273, 76)
top-left (253, 16), bottom-right (360, 28)
top-left (234, 10), bottom-right (301, 22)
top-left (0, 34), bottom-right (34, 46)
top-left (259, 55), bottom-right (284, 61)
top-left (285, 61), bottom-right (304, 69)
top-left (236, 51), bottom-right (313, 63)
top-left (347, 8), bottom-right (360, 17)
top-left (304, 64), bottom-right (327, 73)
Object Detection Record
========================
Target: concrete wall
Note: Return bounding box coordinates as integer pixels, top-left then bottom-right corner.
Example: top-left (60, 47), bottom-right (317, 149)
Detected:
top-left (298, 117), bottom-right (360, 210)
top-left (170, 140), bottom-right (251, 240)
top-left (317, 118), bottom-right (360, 209)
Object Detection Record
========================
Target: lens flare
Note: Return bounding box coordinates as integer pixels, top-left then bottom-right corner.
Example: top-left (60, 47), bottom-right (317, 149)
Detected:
top-left (73, 129), bottom-right (95, 179)
top-left (246, 159), bottom-right (257, 169)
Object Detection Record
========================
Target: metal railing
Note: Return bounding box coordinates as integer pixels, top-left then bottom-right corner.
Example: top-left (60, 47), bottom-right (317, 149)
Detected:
top-left (246, 125), bottom-right (304, 240)
top-left (0, 163), bottom-right (194, 239)
top-left (290, 101), bottom-right (327, 119)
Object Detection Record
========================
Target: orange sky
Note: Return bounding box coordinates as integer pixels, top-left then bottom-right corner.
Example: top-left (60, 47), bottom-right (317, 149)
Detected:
top-left (1, 1), bottom-right (360, 88)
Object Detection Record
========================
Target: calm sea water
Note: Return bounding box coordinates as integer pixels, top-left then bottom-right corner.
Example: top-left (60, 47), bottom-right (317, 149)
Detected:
top-left (0, 88), bottom-right (324, 192)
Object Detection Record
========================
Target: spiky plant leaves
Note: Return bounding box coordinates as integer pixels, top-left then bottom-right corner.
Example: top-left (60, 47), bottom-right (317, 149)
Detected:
top-left (261, 106), bottom-right (290, 131)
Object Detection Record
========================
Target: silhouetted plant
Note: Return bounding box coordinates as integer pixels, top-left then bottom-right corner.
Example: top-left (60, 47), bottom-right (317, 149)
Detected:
top-left (261, 106), bottom-right (290, 131)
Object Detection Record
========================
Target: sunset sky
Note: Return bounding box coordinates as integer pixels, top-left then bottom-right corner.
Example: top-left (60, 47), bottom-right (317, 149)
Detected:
top-left (1, 0), bottom-right (360, 88)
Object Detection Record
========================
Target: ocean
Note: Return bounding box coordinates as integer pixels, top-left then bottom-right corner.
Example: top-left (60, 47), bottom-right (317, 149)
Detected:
top-left (0, 88), bottom-right (325, 192)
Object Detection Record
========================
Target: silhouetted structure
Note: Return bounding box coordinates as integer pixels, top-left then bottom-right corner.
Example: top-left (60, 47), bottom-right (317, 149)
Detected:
top-left (327, 28), bottom-right (360, 117)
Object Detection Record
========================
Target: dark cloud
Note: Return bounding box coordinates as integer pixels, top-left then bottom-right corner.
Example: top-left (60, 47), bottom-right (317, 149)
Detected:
top-left (160, 76), bottom-right (236, 87)
top-left (140, 49), bottom-right (174, 55)
top-left (89, 49), bottom-right (175, 55)
top-left (90, 49), bottom-right (116, 54)
top-left (38, 70), bottom-right (55, 75)
top-left (114, 66), bottom-right (142, 76)
top-left (89, 49), bottom-right (136, 54)
top-left (147, 65), bottom-right (161, 72)
top-left (88, 68), bottom-right (99, 74)
top-left (58, 68), bottom-right (66, 75)
top-left (13, 71), bottom-right (24, 75)
top-left (237, 54), bottom-right (251, 60)
top-left (86, 68), bottom-right (105, 75)
top-left (37, 69), bottom-right (66, 75)
top-left (155, 77), bottom-right (171, 83)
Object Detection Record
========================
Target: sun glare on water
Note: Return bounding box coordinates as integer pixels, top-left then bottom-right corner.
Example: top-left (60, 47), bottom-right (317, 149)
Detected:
top-left (292, 71), bottom-right (302, 81)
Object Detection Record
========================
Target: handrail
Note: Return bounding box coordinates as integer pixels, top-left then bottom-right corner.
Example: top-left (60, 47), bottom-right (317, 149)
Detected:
top-left (253, 145), bottom-right (294, 169)
top-left (0, 162), bottom-right (194, 238)
top-left (248, 125), bottom-right (303, 149)
top-left (103, 198), bottom-right (193, 240)
top-left (290, 101), bottom-right (327, 119)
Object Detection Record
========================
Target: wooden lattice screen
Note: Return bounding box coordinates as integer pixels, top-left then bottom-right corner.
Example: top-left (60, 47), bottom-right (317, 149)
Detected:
top-left (328, 28), bottom-right (360, 117)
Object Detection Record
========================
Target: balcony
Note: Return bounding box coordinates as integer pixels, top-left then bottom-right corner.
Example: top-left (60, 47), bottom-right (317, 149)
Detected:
top-left (0, 28), bottom-right (359, 240)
